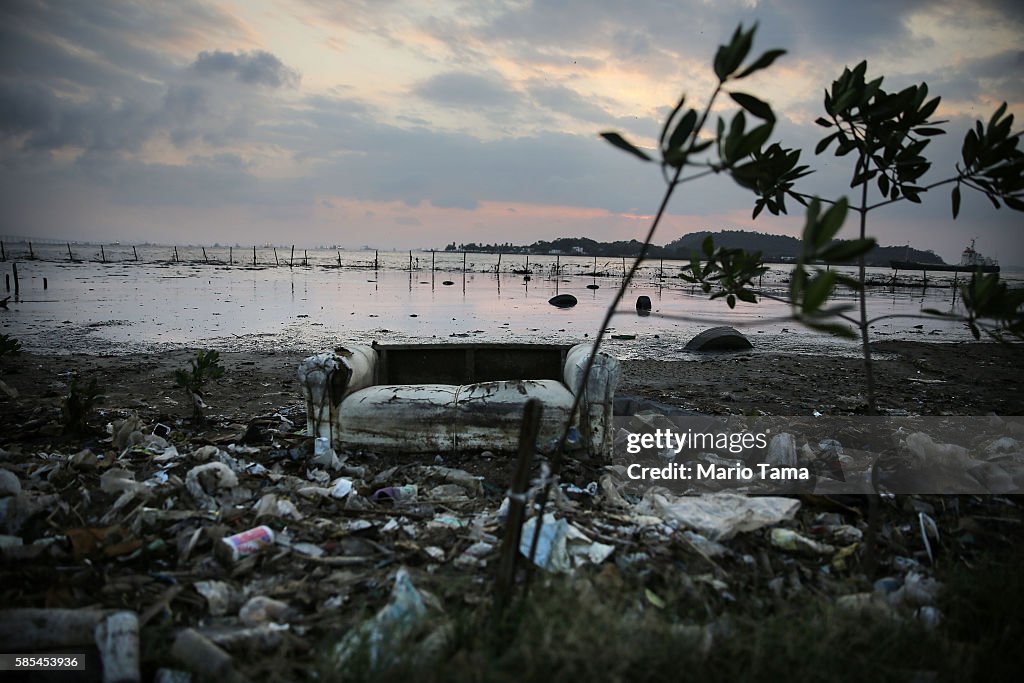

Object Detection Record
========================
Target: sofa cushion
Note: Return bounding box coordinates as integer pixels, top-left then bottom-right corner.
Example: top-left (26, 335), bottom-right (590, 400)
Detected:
top-left (454, 379), bottom-right (576, 452)
top-left (341, 384), bottom-right (459, 452)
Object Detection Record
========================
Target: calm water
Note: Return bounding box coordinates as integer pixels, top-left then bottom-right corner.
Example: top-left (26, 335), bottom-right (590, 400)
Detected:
top-left (1, 241), bottom-right (1017, 360)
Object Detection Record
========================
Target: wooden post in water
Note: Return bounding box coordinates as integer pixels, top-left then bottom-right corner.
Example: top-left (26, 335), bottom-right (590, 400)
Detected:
top-left (174, 246), bottom-right (179, 262)
top-left (273, 247), bottom-right (279, 266)
top-left (132, 246), bottom-right (138, 261)
top-left (337, 250), bottom-right (341, 265)
top-left (593, 255), bottom-right (597, 275)
top-left (202, 247), bottom-right (208, 264)
top-left (43, 277), bottom-right (47, 290)
top-left (463, 251), bottom-right (467, 273)
top-left (556, 253), bottom-right (560, 276)
top-left (67, 243), bottom-right (74, 261)
top-left (253, 245), bottom-right (257, 265)
top-left (1, 241), bottom-right (5, 261)
top-left (12, 262), bottom-right (19, 297)
top-left (101, 245), bottom-right (106, 263)
top-left (374, 250), bottom-right (379, 270)
top-left (409, 250), bottom-right (413, 271)
top-left (622, 256), bottom-right (626, 277)
top-left (431, 250), bottom-right (435, 271)
top-left (526, 254), bottom-right (529, 273)
top-left (28, 242), bottom-right (34, 259)
top-left (660, 257), bottom-right (664, 279)
top-left (228, 246), bottom-right (233, 265)
top-left (304, 250), bottom-right (308, 266)
top-left (496, 251), bottom-right (501, 273)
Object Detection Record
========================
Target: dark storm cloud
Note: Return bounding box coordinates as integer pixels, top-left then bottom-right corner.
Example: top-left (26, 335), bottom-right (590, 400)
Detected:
top-left (412, 72), bottom-right (519, 108)
top-left (192, 50), bottom-right (301, 88)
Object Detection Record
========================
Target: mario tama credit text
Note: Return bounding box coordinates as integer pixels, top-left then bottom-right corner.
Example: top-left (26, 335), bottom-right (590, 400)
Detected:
top-left (618, 426), bottom-right (811, 483)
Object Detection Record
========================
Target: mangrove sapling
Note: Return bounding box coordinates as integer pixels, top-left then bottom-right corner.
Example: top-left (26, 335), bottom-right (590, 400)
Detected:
top-left (525, 23), bottom-right (798, 587)
top-left (62, 375), bottom-right (103, 435)
top-left (174, 349), bottom-right (225, 424)
top-left (0, 333), bottom-right (21, 361)
top-left (637, 62), bottom-right (1024, 413)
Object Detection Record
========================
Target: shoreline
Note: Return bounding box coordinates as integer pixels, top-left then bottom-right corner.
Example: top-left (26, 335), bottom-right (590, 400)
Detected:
top-left (1, 342), bottom-right (1020, 442)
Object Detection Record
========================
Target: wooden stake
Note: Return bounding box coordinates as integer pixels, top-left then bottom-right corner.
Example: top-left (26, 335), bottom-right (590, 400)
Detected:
top-left (463, 250), bottom-right (467, 273)
top-left (44, 277), bottom-right (47, 290)
top-left (556, 253), bottom-right (560, 275)
top-left (496, 251), bottom-right (501, 273)
top-left (68, 242), bottom-right (74, 261)
top-left (173, 247), bottom-right (179, 263)
top-left (303, 249), bottom-right (307, 266)
top-left (101, 245), bottom-right (106, 263)
top-left (431, 250), bottom-right (435, 271)
top-left (374, 249), bottom-right (378, 270)
top-left (273, 247), bottom-right (279, 266)
top-left (0, 240), bottom-right (5, 261)
top-left (12, 262), bottom-right (19, 297)
top-left (28, 242), bottom-right (34, 259)
top-left (290, 244), bottom-right (295, 268)
top-left (253, 245), bottom-right (257, 265)
top-left (202, 247), bottom-right (209, 264)
top-left (494, 399), bottom-right (542, 615)
top-left (228, 246), bottom-right (233, 265)
top-left (622, 256), bottom-right (626, 276)
top-left (132, 246), bottom-right (138, 261)
top-left (409, 250), bottom-right (413, 271)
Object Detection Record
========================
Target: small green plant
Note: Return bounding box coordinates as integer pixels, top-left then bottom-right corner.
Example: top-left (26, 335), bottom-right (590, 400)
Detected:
top-left (0, 333), bottom-right (22, 361)
top-left (62, 375), bottom-right (102, 435)
top-left (174, 349), bottom-right (225, 423)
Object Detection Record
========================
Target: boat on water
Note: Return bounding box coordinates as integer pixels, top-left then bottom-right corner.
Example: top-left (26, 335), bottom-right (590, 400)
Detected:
top-left (890, 239), bottom-right (1000, 273)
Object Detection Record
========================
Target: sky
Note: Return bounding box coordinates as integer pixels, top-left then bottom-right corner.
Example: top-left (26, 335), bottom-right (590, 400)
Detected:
top-left (1, 0), bottom-right (1022, 264)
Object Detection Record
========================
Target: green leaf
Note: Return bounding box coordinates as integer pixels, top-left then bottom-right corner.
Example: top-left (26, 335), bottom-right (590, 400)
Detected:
top-left (667, 109), bottom-right (698, 154)
top-left (730, 92), bottom-right (775, 121)
top-left (802, 320), bottom-right (857, 339)
top-left (816, 198), bottom-right (849, 248)
top-left (914, 127), bottom-right (945, 137)
top-left (734, 123), bottom-right (774, 159)
top-left (815, 132), bottom-right (839, 155)
top-left (736, 49), bottom-right (786, 78)
top-left (815, 117), bottom-right (833, 128)
top-left (600, 132), bottom-right (652, 161)
top-left (819, 237), bottom-right (876, 262)
top-left (951, 185), bottom-right (962, 219)
top-left (802, 271), bottom-right (837, 313)
top-left (659, 95), bottom-right (686, 149)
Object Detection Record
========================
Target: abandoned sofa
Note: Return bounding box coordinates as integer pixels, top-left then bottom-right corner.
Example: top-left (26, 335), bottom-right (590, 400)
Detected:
top-left (298, 342), bottom-right (620, 455)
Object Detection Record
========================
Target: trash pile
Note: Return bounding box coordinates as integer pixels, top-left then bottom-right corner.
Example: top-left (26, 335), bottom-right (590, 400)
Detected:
top-left (0, 409), bottom-right (1020, 681)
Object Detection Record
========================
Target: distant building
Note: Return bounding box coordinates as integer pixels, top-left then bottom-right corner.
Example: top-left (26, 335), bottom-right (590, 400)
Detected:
top-left (572, 246), bottom-right (585, 255)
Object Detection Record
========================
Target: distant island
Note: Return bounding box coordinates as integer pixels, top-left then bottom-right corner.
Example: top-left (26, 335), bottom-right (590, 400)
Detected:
top-left (441, 230), bottom-right (945, 267)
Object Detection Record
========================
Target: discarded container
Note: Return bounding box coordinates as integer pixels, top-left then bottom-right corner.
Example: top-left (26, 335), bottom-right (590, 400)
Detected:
top-left (770, 528), bottom-right (835, 555)
top-left (217, 525), bottom-right (275, 563)
top-left (371, 485), bottom-right (418, 503)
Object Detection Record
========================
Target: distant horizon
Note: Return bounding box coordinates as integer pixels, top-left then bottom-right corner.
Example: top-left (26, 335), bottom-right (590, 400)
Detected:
top-left (1, 229), bottom-right (1015, 269)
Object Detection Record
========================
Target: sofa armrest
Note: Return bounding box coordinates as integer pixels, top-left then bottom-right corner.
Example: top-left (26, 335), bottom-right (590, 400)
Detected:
top-left (563, 343), bottom-right (620, 405)
top-left (297, 344), bottom-right (378, 441)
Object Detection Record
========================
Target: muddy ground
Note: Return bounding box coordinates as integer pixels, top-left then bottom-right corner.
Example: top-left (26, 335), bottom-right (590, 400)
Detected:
top-left (0, 341), bottom-right (1022, 682)
top-left (1, 341), bottom-right (1020, 430)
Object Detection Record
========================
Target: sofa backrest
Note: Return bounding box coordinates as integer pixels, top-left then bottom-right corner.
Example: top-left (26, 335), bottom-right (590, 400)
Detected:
top-left (372, 342), bottom-right (572, 385)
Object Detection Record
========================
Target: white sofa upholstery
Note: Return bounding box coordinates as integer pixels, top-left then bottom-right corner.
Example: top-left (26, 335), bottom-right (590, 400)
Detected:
top-left (298, 343), bottom-right (619, 455)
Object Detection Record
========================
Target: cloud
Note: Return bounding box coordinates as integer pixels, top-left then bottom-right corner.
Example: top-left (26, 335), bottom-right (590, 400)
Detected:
top-left (192, 50), bottom-right (300, 88)
top-left (412, 71), bottom-right (518, 108)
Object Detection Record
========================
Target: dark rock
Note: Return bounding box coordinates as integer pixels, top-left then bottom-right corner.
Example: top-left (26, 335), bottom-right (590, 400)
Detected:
top-left (586, 284), bottom-right (600, 290)
top-left (684, 326), bottom-right (753, 351)
top-left (636, 295), bottom-right (652, 311)
top-left (548, 294), bottom-right (578, 308)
